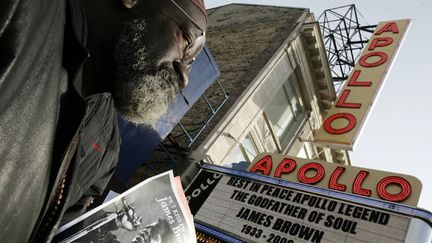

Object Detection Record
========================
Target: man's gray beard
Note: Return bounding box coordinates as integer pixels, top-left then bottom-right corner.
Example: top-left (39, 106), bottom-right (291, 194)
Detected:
top-left (114, 18), bottom-right (180, 126)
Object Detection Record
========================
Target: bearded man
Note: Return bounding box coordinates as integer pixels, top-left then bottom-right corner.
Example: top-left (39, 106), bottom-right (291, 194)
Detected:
top-left (0, 0), bottom-right (206, 242)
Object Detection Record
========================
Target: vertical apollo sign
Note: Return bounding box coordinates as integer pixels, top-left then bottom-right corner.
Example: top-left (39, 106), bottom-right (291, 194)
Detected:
top-left (314, 19), bottom-right (410, 149)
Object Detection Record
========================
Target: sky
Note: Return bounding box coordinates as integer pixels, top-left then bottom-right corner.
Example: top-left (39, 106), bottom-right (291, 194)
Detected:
top-left (204, 0), bottom-right (432, 211)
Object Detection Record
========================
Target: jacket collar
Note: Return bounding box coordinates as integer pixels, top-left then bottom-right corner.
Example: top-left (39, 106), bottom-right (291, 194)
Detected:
top-left (63, 0), bottom-right (90, 96)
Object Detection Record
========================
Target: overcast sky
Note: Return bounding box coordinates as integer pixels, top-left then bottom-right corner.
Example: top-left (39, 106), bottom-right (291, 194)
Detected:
top-left (204, 0), bottom-right (432, 211)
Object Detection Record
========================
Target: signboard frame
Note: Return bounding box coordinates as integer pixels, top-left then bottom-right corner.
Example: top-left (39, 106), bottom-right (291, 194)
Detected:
top-left (187, 163), bottom-right (432, 242)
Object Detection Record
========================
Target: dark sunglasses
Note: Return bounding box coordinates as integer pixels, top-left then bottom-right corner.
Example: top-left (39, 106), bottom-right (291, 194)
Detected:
top-left (170, 0), bottom-right (206, 63)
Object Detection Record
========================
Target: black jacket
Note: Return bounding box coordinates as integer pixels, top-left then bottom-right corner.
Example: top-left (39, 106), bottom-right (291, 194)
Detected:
top-left (0, 0), bottom-right (120, 242)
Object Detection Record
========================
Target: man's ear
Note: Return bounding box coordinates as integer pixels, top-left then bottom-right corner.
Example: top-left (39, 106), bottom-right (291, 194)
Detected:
top-left (122, 0), bottom-right (138, 9)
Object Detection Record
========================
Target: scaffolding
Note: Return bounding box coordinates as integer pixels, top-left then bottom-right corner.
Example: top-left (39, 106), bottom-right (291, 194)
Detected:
top-left (318, 4), bottom-right (376, 93)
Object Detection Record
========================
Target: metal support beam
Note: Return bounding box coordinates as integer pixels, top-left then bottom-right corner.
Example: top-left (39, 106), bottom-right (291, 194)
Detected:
top-left (318, 4), bottom-right (377, 93)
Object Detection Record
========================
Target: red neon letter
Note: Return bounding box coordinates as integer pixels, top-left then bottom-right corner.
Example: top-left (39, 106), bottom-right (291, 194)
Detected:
top-left (297, 162), bottom-right (325, 184)
top-left (360, 52), bottom-right (388, 68)
top-left (377, 176), bottom-right (412, 202)
top-left (348, 70), bottom-right (372, 87)
top-left (249, 155), bottom-right (272, 175)
top-left (352, 170), bottom-right (372, 197)
top-left (376, 22), bottom-right (399, 35)
top-left (323, 113), bottom-right (357, 134)
top-left (274, 158), bottom-right (297, 178)
top-left (368, 37), bottom-right (393, 50)
top-left (336, 90), bottom-right (361, 109)
top-left (329, 167), bottom-right (347, 191)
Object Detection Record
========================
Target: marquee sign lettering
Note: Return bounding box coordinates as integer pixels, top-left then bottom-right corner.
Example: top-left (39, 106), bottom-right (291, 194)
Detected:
top-left (186, 164), bottom-right (431, 243)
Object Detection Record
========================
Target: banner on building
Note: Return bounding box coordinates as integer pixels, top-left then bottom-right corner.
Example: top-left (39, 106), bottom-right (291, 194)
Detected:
top-left (186, 164), bottom-right (432, 243)
top-left (314, 19), bottom-right (410, 150)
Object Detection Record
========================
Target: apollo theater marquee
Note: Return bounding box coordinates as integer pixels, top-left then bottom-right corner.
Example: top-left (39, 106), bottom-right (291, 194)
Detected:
top-left (187, 156), bottom-right (431, 242)
top-left (186, 19), bottom-right (432, 243)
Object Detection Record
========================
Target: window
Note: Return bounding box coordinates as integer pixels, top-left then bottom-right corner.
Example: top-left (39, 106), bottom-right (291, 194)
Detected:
top-left (242, 135), bottom-right (258, 161)
top-left (265, 86), bottom-right (294, 138)
top-left (287, 76), bottom-right (301, 117)
top-left (304, 141), bottom-right (315, 159)
top-left (225, 145), bottom-right (246, 164)
top-left (297, 146), bottom-right (308, 159)
top-left (225, 134), bottom-right (259, 164)
top-left (253, 114), bottom-right (279, 153)
top-left (297, 142), bottom-right (315, 159)
top-left (265, 74), bottom-right (303, 141)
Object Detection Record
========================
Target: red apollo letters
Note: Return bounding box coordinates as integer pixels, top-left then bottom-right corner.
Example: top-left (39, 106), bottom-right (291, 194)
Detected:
top-left (323, 22), bottom-right (400, 135)
top-left (249, 155), bottom-right (412, 203)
